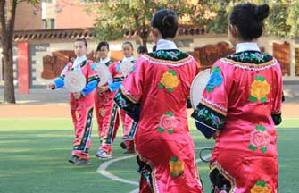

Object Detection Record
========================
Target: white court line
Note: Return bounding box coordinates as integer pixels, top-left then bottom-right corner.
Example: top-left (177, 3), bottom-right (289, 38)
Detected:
top-left (128, 188), bottom-right (139, 193)
top-left (96, 155), bottom-right (139, 186)
top-left (97, 153), bottom-right (211, 193)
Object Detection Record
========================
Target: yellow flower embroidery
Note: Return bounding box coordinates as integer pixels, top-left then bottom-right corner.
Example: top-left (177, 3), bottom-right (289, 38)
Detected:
top-left (159, 70), bottom-right (180, 92)
top-left (249, 76), bottom-right (270, 103)
top-left (251, 181), bottom-right (271, 193)
top-left (169, 156), bottom-right (184, 178)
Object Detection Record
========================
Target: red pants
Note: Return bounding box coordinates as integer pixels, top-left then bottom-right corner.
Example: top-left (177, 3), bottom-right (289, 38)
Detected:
top-left (101, 103), bottom-right (135, 153)
top-left (70, 93), bottom-right (95, 160)
top-left (119, 109), bottom-right (136, 152)
top-left (95, 89), bottom-right (114, 142)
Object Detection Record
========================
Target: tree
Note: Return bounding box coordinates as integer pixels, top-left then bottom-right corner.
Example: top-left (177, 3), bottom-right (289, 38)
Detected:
top-left (0, 0), bottom-right (39, 104)
top-left (265, 0), bottom-right (293, 38)
top-left (90, 0), bottom-right (198, 48)
top-left (286, 1), bottom-right (299, 38)
top-left (190, 0), bottom-right (231, 34)
top-left (197, 0), bottom-right (298, 38)
top-left (92, 0), bottom-right (297, 45)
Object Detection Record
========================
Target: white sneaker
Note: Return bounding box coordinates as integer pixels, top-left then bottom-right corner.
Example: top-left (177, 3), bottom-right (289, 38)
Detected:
top-left (96, 149), bottom-right (112, 159)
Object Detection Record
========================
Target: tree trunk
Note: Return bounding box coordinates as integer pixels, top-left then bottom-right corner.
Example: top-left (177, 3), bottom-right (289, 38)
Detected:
top-left (0, 0), bottom-right (17, 104)
top-left (3, 38), bottom-right (15, 104)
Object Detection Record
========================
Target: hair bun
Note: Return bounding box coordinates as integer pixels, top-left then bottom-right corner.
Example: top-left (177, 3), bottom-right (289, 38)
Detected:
top-left (254, 4), bottom-right (270, 21)
top-left (162, 14), bottom-right (177, 28)
top-left (152, 9), bottom-right (178, 39)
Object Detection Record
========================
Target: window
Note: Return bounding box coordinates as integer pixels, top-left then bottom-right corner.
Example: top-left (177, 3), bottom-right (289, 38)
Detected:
top-left (43, 19), bottom-right (55, 29)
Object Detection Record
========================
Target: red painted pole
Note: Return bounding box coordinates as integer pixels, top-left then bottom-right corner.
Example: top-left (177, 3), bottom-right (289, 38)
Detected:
top-left (17, 41), bottom-right (30, 94)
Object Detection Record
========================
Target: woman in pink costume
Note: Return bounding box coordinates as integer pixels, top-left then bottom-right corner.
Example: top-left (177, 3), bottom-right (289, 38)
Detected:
top-left (114, 9), bottom-right (203, 193)
top-left (192, 4), bottom-right (283, 193)
top-left (48, 38), bottom-right (98, 165)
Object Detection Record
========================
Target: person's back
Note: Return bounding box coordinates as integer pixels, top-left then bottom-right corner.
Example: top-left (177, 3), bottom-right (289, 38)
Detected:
top-left (134, 49), bottom-right (197, 136)
top-left (210, 50), bottom-right (282, 157)
top-left (114, 9), bottom-right (203, 193)
top-left (192, 4), bottom-right (283, 192)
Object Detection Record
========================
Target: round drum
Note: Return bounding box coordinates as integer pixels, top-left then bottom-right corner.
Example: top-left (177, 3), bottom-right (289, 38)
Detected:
top-left (64, 71), bottom-right (86, 93)
top-left (190, 69), bottom-right (211, 109)
top-left (96, 64), bottom-right (112, 87)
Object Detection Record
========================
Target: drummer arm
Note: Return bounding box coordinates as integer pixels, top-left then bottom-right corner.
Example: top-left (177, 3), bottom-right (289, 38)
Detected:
top-left (108, 76), bottom-right (123, 92)
top-left (114, 88), bottom-right (140, 122)
top-left (107, 62), bottom-right (122, 92)
top-left (113, 58), bottom-right (146, 122)
top-left (53, 76), bottom-right (64, 89)
top-left (53, 63), bottom-right (70, 89)
top-left (81, 63), bottom-right (99, 96)
top-left (271, 64), bottom-right (283, 125)
top-left (81, 78), bottom-right (97, 96)
top-left (191, 62), bottom-right (230, 139)
top-left (192, 103), bottom-right (227, 139)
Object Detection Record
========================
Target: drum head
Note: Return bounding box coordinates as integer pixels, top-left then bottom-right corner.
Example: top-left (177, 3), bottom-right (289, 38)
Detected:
top-left (96, 64), bottom-right (112, 87)
top-left (120, 60), bottom-right (135, 77)
top-left (190, 69), bottom-right (211, 109)
top-left (64, 71), bottom-right (86, 93)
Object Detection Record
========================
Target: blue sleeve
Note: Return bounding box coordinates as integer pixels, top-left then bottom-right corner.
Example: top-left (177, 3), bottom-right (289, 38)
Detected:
top-left (81, 79), bottom-right (97, 96)
top-left (54, 76), bottom-right (64, 89)
top-left (108, 81), bottom-right (122, 92)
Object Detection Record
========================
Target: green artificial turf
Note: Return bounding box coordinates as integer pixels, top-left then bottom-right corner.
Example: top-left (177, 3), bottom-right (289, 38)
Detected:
top-left (0, 118), bottom-right (298, 193)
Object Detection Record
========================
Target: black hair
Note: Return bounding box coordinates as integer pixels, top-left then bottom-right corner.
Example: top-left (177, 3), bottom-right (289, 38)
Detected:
top-left (137, 45), bottom-right (148, 54)
top-left (122, 41), bottom-right (134, 49)
top-left (229, 3), bottom-right (270, 40)
top-left (151, 9), bottom-right (178, 39)
top-left (96, 41), bottom-right (110, 51)
top-left (75, 38), bottom-right (88, 47)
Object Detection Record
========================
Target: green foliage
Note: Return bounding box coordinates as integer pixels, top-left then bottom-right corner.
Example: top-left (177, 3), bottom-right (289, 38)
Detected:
top-left (286, 1), bottom-right (299, 38)
top-left (89, 0), bottom-right (297, 41)
top-left (265, 2), bottom-right (292, 37)
top-left (90, 0), bottom-right (195, 44)
top-left (203, 0), bottom-right (298, 38)
top-left (14, 0), bottom-right (40, 6)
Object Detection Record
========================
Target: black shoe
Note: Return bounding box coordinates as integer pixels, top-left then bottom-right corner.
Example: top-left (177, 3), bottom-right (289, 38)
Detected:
top-left (74, 159), bottom-right (89, 165)
top-left (68, 155), bottom-right (79, 164)
top-left (68, 155), bottom-right (89, 165)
